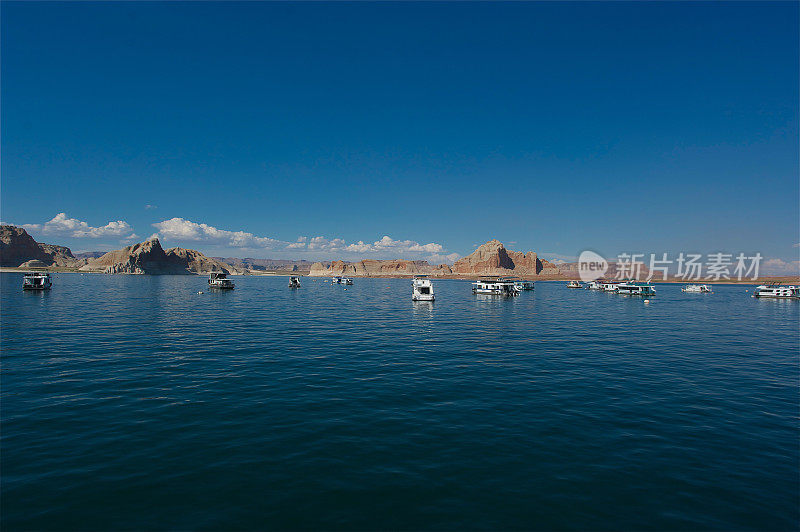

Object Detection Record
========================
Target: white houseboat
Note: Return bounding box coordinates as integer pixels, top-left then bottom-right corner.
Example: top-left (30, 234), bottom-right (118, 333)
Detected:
top-left (600, 280), bottom-right (621, 292)
top-left (753, 283), bottom-right (799, 299)
top-left (341, 277), bottom-right (354, 285)
top-left (616, 280), bottom-right (656, 296)
top-left (567, 280), bottom-right (583, 289)
top-left (208, 272), bottom-right (235, 289)
top-left (289, 276), bottom-right (301, 288)
top-left (331, 276), bottom-right (342, 284)
top-left (22, 272), bottom-right (52, 290)
top-left (412, 276), bottom-right (435, 301)
top-left (472, 277), bottom-right (519, 296)
top-left (586, 280), bottom-right (603, 290)
top-left (682, 284), bottom-right (712, 293)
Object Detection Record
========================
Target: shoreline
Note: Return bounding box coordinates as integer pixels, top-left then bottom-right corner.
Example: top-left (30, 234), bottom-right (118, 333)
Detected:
top-left (1, 267), bottom-right (796, 284)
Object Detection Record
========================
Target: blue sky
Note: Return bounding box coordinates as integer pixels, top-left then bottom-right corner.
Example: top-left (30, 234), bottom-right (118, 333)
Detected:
top-left (2, 2), bottom-right (798, 271)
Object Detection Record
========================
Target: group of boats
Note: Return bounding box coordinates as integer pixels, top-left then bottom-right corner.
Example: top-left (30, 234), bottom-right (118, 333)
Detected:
top-left (19, 271), bottom-right (800, 300)
top-left (570, 279), bottom-right (658, 296)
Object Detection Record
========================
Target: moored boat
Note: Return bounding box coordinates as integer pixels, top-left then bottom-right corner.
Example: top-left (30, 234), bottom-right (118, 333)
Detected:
top-left (331, 276), bottom-right (342, 284)
top-left (472, 277), bottom-right (519, 296)
top-left (22, 272), bottom-right (52, 290)
top-left (567, 280), bottom-right (583, 289)
top-left (616, 280), bottom-right (656, 296)
top-left (412, 276), bottom-right (435, 301)
top-left (586, 280), bottom-right (603, 290)
top-left (514, 280), bottom-right (535, 291)
top-left (208, 272), bottom-right (235, 289)
top-left (753, 282), bottom-right (799, 299)
top-left (682, 284), bottom-right (712, 293)
top-left (341, 277), bottom-right (354, 285)
top-left (289, 276), bottom-right (301, 288)
top-left (600, 280), bottom-right (621, 292)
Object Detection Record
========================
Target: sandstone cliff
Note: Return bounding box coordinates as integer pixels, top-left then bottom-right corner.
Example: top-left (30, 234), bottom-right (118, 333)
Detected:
top-left (0, 225), bottom-right (81, 267)
top-left (452, 239), bottom-right (560, 277)
top-left (310, 259), bottom-right (440, 277)
top-left (81, 238), bottom-right (242, 275)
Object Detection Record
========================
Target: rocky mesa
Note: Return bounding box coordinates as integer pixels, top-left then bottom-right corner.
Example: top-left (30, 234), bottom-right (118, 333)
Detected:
top-left (309, 240), bottom-right (559, 278)
top-left (0, 225), bottom-right (82, 267)
top-left (80, 238), bottom-right (242, 275)
top-left (451, 239), bottom-right (560, 277)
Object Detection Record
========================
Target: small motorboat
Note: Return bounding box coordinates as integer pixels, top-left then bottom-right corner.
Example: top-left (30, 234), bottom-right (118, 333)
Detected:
top-left (208, 272), bottom-right (235, 289)
top-left (412, 276), bottom-right (435, 301)
top-left (682, 284), bottom-right (712, 293)
top-left (753, 283), bottom-right (799, 299)
top-left (341, 277), bottom-right (354, 285)
top-left (567, 280), bottom-right (583, 289)
top-left (331, 276), bottom-right (342, 284)
top-left (22, 272), bottom-right (52, 290)
top-left (289, 276), bottom-right (301, 289)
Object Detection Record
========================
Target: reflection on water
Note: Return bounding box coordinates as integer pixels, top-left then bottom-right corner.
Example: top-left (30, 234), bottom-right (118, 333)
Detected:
top-left (1, 274), bottom-right (798, 531)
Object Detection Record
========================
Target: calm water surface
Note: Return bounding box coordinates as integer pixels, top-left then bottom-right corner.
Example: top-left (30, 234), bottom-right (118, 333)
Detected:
top-left (1, 273), bottom-right (798, 530)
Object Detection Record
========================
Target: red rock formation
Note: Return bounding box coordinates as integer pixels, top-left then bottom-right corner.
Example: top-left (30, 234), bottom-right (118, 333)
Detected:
top-left (0, 225), bottom-right (80, 267)
top-left (452, 240), bottom-right (561, 277)
top-left (81, 238), bottom-right (241, 275)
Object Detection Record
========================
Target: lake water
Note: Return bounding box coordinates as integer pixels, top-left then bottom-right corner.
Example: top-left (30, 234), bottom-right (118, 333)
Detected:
top-left (2, 273), bottom-right (798, 530)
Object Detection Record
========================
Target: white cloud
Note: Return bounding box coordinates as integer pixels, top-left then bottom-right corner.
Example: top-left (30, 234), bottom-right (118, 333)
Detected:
top-left (149, 218), bottom-right (453, 260)
top-left (343, 235), bottom-right (444, 254)
top-left (307, 236), bottom-right (347, 251)
top-left (22, 213), bottom-right (134, 238)
top-left (145, 204), bottom-right (157, 210)
top-left (761, 258), bottom-right (800, 276)
top-left (426, 252), bottom-right (461, 265)
top-left (152, 218), bottom-right (282, 249)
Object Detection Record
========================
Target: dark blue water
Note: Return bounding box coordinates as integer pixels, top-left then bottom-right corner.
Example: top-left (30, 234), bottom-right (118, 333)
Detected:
top-left (2, 273), bottom-right (798, 530)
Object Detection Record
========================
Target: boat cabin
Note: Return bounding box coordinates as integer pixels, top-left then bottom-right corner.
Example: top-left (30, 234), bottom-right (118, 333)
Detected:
top-left (472, 277), bottom-right (519, 296)
top-left (208, 272), bottom-right (235, 289)
top-left (616, 280), bottom-right (656, 296)
top-left (289, 276), bottom-right (301, 288)
top-left (22, 272), bottom-right (52, 290)
top-left (412, 276), bottom-right (435, 301)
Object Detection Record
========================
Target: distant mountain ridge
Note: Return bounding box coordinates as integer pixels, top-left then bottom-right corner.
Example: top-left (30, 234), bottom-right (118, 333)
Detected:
top-left (213, 257), bottom-right (325, 272)
top-left (81, 238), bottom-right (241, 275)
top-left (309, 240), bottom-right (563, 278)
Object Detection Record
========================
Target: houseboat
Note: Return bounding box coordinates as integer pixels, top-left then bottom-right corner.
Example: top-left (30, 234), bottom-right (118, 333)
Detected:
top-left (208, 272), bottom-right (235, 289)
top-left (616, 280), bottom-right (656, 296)
top-left (412, 276), bottom-right (435, 301)
top-left (289, 276), bottom-right (301, 288)
top-left (513, 280), bottom-right (535, 291)
top-left (331, 276), bottom-right (342, 284)
top-left (341, 277), bottom-right (354, 285)
top-left (600, 280), bottom-right (621, 292)
top-left (567, 280), bottom-right (583, 289)
top-left (682, 284), bottom-right (712, 293)
top-left (472, 277), bottom-right (519, 296)
top-left (22, 272), bottom-right (52, 290)
top-left (753, 283), bottom-right (799, 299)
top-left (586, 280), bottom-right (603, 290)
